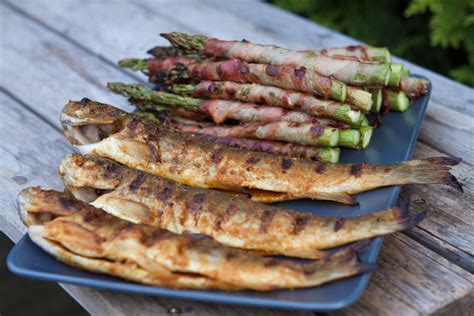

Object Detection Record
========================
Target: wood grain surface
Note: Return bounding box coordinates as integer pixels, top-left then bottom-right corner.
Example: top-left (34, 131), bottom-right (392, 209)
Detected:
top-left (1, 0), bottom-right (472, 315)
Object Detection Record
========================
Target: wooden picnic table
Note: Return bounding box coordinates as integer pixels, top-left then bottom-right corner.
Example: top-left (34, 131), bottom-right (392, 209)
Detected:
top-left (0, 0), bottom-right (472, 314)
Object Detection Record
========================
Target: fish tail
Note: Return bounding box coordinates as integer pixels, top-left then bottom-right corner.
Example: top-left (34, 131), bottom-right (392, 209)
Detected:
top-left (391, 157), bottom-right (462, 192)
top-left (309, 240), bottom-right (376, 281)
top-left (325, 239), bottom-right (372, 261)
top-left (370, 207), bottom-right (426, 235)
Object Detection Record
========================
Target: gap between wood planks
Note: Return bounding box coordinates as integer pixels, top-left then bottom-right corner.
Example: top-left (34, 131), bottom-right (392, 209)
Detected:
top-left (1, 0), bottom-right (472, 272)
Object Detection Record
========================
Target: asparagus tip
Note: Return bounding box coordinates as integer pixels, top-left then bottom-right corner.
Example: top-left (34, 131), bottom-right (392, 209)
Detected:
top-left (118, 58), bottom-right (148, 71)
top-left (161, 32), bottom-right (207, 54)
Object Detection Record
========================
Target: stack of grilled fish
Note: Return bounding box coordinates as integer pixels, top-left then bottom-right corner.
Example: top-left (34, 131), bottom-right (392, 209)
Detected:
top-left (18, 98), bottom-right (462, 290)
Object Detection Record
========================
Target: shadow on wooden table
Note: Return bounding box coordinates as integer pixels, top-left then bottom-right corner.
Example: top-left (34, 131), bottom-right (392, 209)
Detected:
top-left (0, 233), bottom-right (86, 315)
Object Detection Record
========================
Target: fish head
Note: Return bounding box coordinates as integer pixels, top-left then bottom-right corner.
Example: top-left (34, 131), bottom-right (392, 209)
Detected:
top-left (61, 98), bottom-right (129, 146)
top-left (59, 154), bottom-right (127, 202)
top-left (18, 187), bottom-right (84, 226)
top-left (61, 100), bottom-right (165, 166)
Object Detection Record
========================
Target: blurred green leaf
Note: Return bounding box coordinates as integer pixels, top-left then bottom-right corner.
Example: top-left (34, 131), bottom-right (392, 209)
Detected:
top-left (271, 0), bottom-right (474, 87)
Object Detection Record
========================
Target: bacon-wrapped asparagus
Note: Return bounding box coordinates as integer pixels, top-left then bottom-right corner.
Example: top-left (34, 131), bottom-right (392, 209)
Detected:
top-left (317, 45), bottom-right (391, 63)
top-left (109, 83), bottom-right (350, 128)
top-left (151, 114), bottom-right (369, 148)
top-left (119, 57), bottom-right (374, 110)
top-left (161, 32), bottom-right (391, 86)
top-left (167, 81), bottom-right (366, 125)
top-left (137, 112), bottom-right (340, 162)
top-left (157, 113), bottom-right (370, 150)
top-left (399, 76), bottom-right (430, 99)
top-left (149, 44), bottom-right (391, 63)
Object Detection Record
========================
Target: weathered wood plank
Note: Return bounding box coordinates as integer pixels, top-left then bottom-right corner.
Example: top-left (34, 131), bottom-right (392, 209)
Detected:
top-left (333, 234), bottom-right (473, 316)
top-left (0, 4), bottom-right (134, 128)
top-left (210, 0), bottom-right (474, 116)
top-left (401, 141), bottom-right (474, 272)
top-left (417, 102), bottom-right (474, 165)
top-left (0, 91), bottom-right (314, 316)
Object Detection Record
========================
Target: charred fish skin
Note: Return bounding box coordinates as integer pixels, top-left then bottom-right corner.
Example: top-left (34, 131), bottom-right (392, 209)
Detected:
top-left (59, 154), bottom-right (426, 259)
top-left (61, 100), bottom-right (462, 204)
top-left (18, 187), bottom-right (371, 290)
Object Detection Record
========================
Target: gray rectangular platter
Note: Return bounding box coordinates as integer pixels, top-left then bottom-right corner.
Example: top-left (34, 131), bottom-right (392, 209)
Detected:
top-left (7, 77), bottom-right (431, 311)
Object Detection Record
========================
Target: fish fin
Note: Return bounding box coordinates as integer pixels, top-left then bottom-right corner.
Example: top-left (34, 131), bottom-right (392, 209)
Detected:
top-left (91, 194), bottom-right (154, 224)
top-left (326, 239), bottom-right (373, 261)
top-left (249, 189), bottom-right (357, 205)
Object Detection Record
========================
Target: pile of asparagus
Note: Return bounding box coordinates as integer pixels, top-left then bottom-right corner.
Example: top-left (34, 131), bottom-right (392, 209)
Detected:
top-left (110, 32), bottom-right (430, 163)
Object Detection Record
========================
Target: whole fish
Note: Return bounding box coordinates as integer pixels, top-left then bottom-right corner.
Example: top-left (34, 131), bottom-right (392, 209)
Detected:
top-left (59, 154), bottom-right (426, 259)
top-left (19, 187), bottom-right (372, 291)
top-left (61, 99), bottom-right (462, 204)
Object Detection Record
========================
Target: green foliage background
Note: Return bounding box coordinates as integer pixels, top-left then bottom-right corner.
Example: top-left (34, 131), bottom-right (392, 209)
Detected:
top-left (271, 0), bottom-right (474, 87)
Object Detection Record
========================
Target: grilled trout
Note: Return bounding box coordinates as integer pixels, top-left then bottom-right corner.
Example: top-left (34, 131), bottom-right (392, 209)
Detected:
top-left (19, 187), bottom-right (372, 290)
top-left (61, 99), bottom-right (462, 204)
top-left (59, 154), bottom-right (426, 259)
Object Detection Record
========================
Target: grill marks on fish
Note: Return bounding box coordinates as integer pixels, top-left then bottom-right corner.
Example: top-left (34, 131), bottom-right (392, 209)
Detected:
top-left (127, 118), bottom-right (140, 131)
top-left (187, 193), bottom-right (207, 214)
top-left (291, 213), bottom-right (312, 234)
top-left (350, 163), bottom-right (368, 178)
top-left (245, 156), bottom-right (260, 165)
top-left (214, 202), bottom-right (239, 231)
top-left (158, 187), bottom-right (174, 202)
top-left (259, 209), bottom-right (276, 233)
top-left (130, 173), bottom-right (147, 192)
top-left (315, 164), bottom-right (327, 174)
top-left (211, 151), bottom-right (223, 164)
top-left (334, 219), bottom-right (346, 232)
top-left (281, 158), bottom-right (293, 172)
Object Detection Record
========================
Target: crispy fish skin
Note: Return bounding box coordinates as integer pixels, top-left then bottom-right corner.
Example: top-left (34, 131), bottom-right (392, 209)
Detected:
top-left (19, 187), bottom-right (371, 290)
top-left (61, 99), bottom-right (462, 204)
top-left (60, 154), bottom-right (426, 259)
